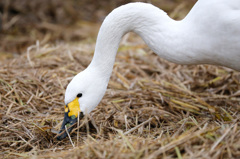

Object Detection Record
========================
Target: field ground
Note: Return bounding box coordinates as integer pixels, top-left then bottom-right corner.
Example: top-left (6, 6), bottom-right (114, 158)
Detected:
top-left (0, 0), bottom-right (240, 158)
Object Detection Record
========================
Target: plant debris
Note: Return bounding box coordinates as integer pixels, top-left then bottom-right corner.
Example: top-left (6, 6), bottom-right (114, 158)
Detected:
top-left (1, 33), bottom-right (239, 158)
top-left (0, 0), bottom-right (240, 158)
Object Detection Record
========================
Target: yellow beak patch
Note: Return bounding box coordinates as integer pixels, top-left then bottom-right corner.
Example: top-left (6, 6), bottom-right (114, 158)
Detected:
top-left (65, 97), bottom-right (81, 118)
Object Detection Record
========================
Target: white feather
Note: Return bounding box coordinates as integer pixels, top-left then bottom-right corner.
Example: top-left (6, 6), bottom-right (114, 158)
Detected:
top-left (65, 1), bottom-right (240, 114)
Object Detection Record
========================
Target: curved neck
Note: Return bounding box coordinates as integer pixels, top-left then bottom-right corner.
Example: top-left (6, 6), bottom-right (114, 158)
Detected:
top-left (89, 3), bottom-right (185, 77)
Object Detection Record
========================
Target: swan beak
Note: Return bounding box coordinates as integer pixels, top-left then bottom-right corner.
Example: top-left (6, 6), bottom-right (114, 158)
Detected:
top-left (57, 97), bottom-right (83, 140)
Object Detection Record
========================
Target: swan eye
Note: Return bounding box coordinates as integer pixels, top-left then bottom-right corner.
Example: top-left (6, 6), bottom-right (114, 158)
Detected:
top-left (77, 93), bottom-right (82, 98)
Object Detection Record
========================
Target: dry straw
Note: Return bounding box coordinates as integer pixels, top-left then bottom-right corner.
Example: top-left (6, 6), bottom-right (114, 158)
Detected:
top-left (1, 0), bottom-right (239, 158)
top-left (1, 33), bottom-right (239, 158)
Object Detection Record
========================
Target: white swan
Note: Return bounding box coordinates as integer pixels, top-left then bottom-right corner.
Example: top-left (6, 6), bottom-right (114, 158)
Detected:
top-left (57, 0), bottom-right (240, 139)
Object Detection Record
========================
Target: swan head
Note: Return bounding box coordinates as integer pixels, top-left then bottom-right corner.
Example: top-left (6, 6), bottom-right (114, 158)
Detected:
top-left (57, 67), bottom-right (108, 140)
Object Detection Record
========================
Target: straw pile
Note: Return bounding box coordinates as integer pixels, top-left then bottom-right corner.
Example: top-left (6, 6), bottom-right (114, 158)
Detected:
top-left (1, 32), bottom-right (240, 158)
top-left (1, 0), bottom-right (240, 159)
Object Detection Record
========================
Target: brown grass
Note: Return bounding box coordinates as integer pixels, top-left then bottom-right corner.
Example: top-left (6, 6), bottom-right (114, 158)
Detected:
top-left (1, 32), bottom-right (240, 158)
top-left (1, 0), bottom-right (240, 159)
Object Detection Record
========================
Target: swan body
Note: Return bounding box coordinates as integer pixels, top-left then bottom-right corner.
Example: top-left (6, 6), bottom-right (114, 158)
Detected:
top-left (58, 0), bottom-right (240, 139)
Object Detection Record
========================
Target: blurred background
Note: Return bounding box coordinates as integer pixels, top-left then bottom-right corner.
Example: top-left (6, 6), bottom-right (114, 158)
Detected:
top-left (0, 0), bottom-right (196, 59)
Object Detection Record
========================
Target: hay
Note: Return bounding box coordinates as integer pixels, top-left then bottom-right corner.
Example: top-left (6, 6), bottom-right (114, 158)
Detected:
top-left (1, 0), bottom-right (240, 158)
top-left (1, 32), bottom-right (240, 158)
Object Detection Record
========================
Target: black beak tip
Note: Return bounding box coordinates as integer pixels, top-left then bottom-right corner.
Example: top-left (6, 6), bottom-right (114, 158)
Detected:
top-left (57, 130), bottom-right (68, 140)
top-left (57, 112), bottom-right (84, 140)
top-left (57, 112), bottom-right (78, 140)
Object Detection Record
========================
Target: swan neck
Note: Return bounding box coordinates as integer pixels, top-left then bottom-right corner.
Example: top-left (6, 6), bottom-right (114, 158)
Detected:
top-left (89, 3), bottom-right (177, 77)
